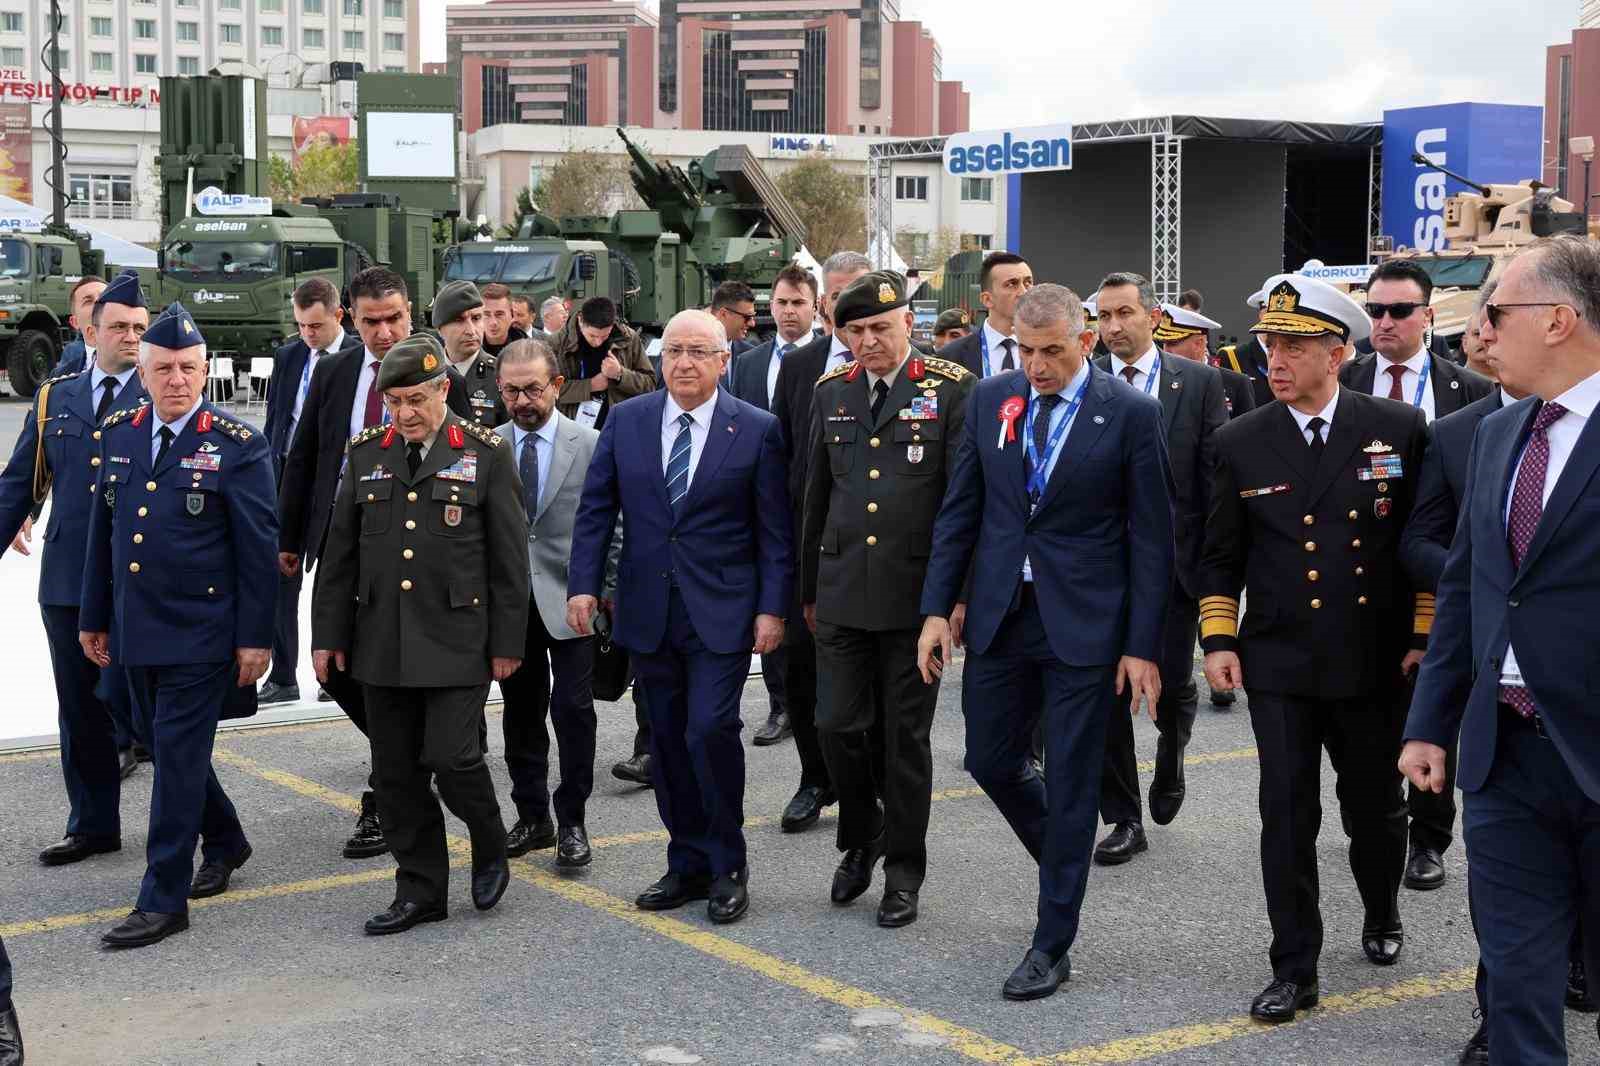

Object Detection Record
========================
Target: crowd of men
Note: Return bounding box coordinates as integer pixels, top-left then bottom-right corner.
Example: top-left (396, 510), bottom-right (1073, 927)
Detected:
top-left (1, 235), bottom-right (1598, 1066)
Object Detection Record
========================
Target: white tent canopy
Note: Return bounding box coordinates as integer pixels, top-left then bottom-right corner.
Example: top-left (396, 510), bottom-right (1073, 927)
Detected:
top-left (0, 195), bottom-right (157, 268)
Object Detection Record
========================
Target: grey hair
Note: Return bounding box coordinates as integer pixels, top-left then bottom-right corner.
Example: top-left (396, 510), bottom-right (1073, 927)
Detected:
top-left (497, 337), bottom-right (559, 378)
top-left (1097, 271), bottom-right (1159, 311)
top-left (663, 308), bottom-right (729, 351)
top-left (539, 296), bottom-right (564, 316)
top-left (1474, 278), bottom-right (1499, 313)
top-left (138, 340), bottom-right (208, 365)
top-left (821, 251), bottom-right (873, 278)
top-left (1523, 236), bottom-right (1600, 335)
top-left (1015, 283), bottom-right (1086, 335)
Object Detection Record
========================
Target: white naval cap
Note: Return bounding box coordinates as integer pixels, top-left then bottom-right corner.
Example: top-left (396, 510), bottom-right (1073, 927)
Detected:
top-left (1248, 273), bottom-right (1372, 348)
top-left (1154, 302), bottom-right (1222, 342)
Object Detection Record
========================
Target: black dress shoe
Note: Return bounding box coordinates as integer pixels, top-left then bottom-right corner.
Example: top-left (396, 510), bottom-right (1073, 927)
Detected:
top-left (1403, 846), bottom-right (1446, 890)
top-left (505, 817), bottom-right (557, 857)
top-left (831, 835), bottom-right (883, 904)
top-left (0, 1005), bottom-right (20, 1066)
top-left (877, 889), bottom-right (919, 928)
top-left (781, 785), bottom-right (835, 832)
top-left (1002, 948), bottom-right (1071, 1001)
top-left (132, 743), bottom-right (152, 763)
top-left (1250, 978), bottom-right (1318, 1022)
top-left (636, 871), bottom-right (711, 911)
top-left (472, 858), bottom-right (510, 911)
top-left (612, 753), bottom-right (654, 787)
top-left (1569, 958), bottom-right (1597, 1012)
top-left (189, 843), bottom-right (252, 899)
top-left (316, 686), bottom-right (335, 703)
top-left (1362, 924), bottom-right (1405, 966)
top-left (118, 747), bottom-right (140, 780)
top-left (1148, 733), bottom-right (1187, 827)
top-left (364, 899), bottom-right (447, 935)
top-left (1458, 1019), bottom-right (1489, 1065)
top-left (342, 791), bottom-right (388, 859)
top-left (1093, 821), bottom-right (1147, 866)
top-left (708, 868), bottom-right (749, 924)
top-left (39, 834), bottom-right (119, 866)
top-left (101, 909), bottom-right (190, 949)
top-left (753, 711), bottom-right (792, 746)
top-left (257, 681), bottom-right (300, 705)
top-left (1210, 688), bottom-right (1236, 709)
top-left (555, 825), bottom-right (592, 868)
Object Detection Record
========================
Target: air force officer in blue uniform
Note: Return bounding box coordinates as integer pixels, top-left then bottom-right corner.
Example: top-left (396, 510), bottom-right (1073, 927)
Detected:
top-left (919, 283), bottom-right (1175, 1001)
top-left (568, 308), bottom-right (792, 926)
top-left (80, 302), bottom-right (279, 949)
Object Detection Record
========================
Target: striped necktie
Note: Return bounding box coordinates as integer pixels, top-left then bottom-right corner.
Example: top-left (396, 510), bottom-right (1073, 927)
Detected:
top-left (665, 412), bottom-right (694, 514)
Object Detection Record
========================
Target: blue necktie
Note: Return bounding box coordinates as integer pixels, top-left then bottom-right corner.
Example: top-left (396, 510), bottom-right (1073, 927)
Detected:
top-left (666, 412), bottom-right (694, 514)
top-left (519, 433), bottom-right (539, 523)
top-left (780, 342), bottom-right (795, 357)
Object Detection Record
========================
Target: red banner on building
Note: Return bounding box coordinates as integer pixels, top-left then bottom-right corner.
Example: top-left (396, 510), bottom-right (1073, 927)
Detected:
top-left (292, 116), bottom-right (352, 163)
top-left (0, 102), bottom-right (31, 203)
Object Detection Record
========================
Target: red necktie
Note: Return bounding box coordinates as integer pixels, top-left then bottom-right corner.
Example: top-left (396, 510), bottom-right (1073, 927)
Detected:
top-left (1121, 365), bottom-right (1138, 386)
top-left (1385, 364), bottom-right (1406, 402)
top-left (362, 361), bottom-right (384, 429)
top-left (1499, 401), bottom-right (1568, 717)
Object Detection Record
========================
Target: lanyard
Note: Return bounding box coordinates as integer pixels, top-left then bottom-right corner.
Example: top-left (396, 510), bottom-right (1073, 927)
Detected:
top-left (1409, 356), bottom-right (1430, 408)
top-left (1025, 374), bottom-right (1090, 501)
top-left (1141, 353), bottom-right (1160, 395)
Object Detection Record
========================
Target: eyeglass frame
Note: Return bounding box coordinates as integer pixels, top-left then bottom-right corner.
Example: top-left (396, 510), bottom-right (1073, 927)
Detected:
top-left (498, 379), bottom-right (554, 401)
top-left (661, 344), bottom-right (727, 362)
top-left (1363, 301), bottom-right (1426, 321)
top-left (1483, 302), bottom-right (1582, 330)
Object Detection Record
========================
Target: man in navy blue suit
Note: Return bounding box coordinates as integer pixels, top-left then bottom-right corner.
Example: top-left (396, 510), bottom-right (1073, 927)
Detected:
top-left (919, 283), bottom-right (1174, 1000)
top-left (568, 308), bottom-right (792, 926)
top-left (1403, 236), bottom-right (1600, 1065)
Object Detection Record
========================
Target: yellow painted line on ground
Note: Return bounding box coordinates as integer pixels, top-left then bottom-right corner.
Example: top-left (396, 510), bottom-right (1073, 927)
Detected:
top-left (1039, 968), bottom-right (1477, 1065)
top-left (0, 749), bottom-right (58, 764)
top-left (212, 748), bottom-right (365, 815)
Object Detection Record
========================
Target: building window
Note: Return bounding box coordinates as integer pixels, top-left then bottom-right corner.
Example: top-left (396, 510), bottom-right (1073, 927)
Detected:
top-left (383, 32), bottom-right (404, 52)
top-left (383, 65), bottom-right (404, 72)
top-left (304, 0), bottom-right (325, 13)
top-left (1, 47), bottom-right (24, 67)
top-left (90, 16), bottom-right (113, 37)
top-left (0, 12), bottom-right (21, 33)
top-left (963, 233), bottom-right (993, 251)
top-left (895, 176), bottom-right (928, 201)
top-left (134, 53), bottom-right (157, 74)
top-left (383, 0), bottom-right (404, 16)
top-left (221, 24), bottom-right (243, 45)
top-left (90, 52), bottom-right (112, 73)
top-left (261, 0), bottom-right (284, 9)
top-left (178, 55), bottom-right (200, 75)
top-left (134, 19), bottom-right (157, 38)
top-left (343, 0), bottom-right (364, 13)
top-left (303, 28), bottom-right (325, 48)
top-left (176, 22), bottom-right (199, 42)
top-left (220, 0), bottom-right (243, 8)
top-left (262, 25), bottom-right (284, 47)
top-left (68, 173), bottom-right (135, 221)
top-left (175, 0), bottom-right (197, 6)
top-left (342, 30), bottom-right (364, 50)
top-left (960, 177), bottom-right (993, 203)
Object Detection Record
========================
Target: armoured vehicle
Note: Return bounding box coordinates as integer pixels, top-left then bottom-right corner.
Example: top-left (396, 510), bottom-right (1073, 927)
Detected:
top-left (0, 228), bottom-right (105, 395)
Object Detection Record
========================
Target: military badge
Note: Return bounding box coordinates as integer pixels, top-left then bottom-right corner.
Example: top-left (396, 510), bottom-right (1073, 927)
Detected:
top-left (1374, 497), bottom-right (1392, 519)
top-left (900, 396), bottom-right (938, 420)
top-left (103, 485), bottom-right (116, 509)
top-left (443, 504), bottom-right (462, 527)
top-left (422, 353), bottom-right (439, 372)
top-left (180, 452), bottom-right (221, 472)
top-left (447, 423), bottom-right (465, 449)
top-left (1239, 483), bottom-right (1291, 498)
top-left (198, 441), bottom-right (219, 453)
top-left (906, 445), bottom-right (924, 464)
top-left (1362, 440), bottom-right (1393, 455)
top-left (877, 283), bottom-right (896, 304)
top-left (186, 493), bottom-right (205, 515)
top-left (360, 465), bottom-right (392, 481)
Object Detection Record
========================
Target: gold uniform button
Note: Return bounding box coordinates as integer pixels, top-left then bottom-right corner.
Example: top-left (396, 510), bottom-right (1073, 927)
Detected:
top-left (402, 548), bottom-right (414, 560)
top-left (138, 507), bottom-right (148, 517)
top-left (1358, 595), bottom-right (1369, 605)
top-left (1304, 541), bottom-right (1316, 552)
top-left (450, 494), bottom-right (459, 503)
top-left (912, 434), bottom-right (922, 442)
top-left (833, 435), bottom-right (841, 443)
top-left (132, 533), bottom-right (143, 544)
top-left (92, 430), bottom-right (102, 441)
top-left (866, 535), bottom-right (878, 546)
top-left (1378, 481), bottom-right (1389, 493)
top-left (868, 469), bottom-right (880, 480)
top-left (90, 456), bottom-right (101, 467)
top-left (1307, 570), bottom-right (1319, 582)
top-left (869, 437), bottom-right (880, 448)
top-left (867, 502), bottom-right (878, 513)
top-left (146, 481), bottom-right (157, 491)
top-left (407, 491), bottom-right (418, 502)
top-left (367, 493), bottom-right (376, 502)
top-left (1348, 509), bottom-right (1359, 520)
top-left (472, 597), bottom-right (481, 606)
top-left (1355, 566), bottom-right (1365, 576)
top-left (1351, 538), bottom-right (1362, 549)
top-left (1302, 514), bottom-right (1314, 526)
top-left (405, 519), bottom-right (416, 530)
top-left (207, 586), bottom-right (215, 595)
top-left (1310, 598), bottom-right (1322, 609)
top-left (128, 562), bottom-right (141, 574)
top-left (400, 579), bottom-right (413, 591)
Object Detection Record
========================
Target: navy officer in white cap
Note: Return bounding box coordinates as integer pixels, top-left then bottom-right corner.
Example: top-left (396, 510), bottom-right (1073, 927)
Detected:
top-left (1157, 303), bottom-right (1256, 420)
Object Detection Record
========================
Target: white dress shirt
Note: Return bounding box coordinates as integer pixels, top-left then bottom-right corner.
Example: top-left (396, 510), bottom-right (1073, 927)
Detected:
top-left (767, 333), bottom-right (807, 406)
top-left (823, 334), bottom-right (852, 375)
top-left (349, 347), bottom-right (385, 442)
top-left (982, 319), bottom-right (1017, 377)
top-left (292, 328), bottom-right (344, 438)
top-left (1499, 370), bottom-right (1600, 690)
top-left (1109, 347), bottom-right (1160, 394)
top-left (1022, 358), bottom-right (1090, 581)
top-left (151, 400), bottom-right (202, 463)
top-left (512, 415), bottom-right (558, 514)
top-left (1287, 388), bottom-right (1340, 445)
top-left (1371, 349), bottom-right (1436, 423)
top-left (661, 390), bottom-right (719, 492)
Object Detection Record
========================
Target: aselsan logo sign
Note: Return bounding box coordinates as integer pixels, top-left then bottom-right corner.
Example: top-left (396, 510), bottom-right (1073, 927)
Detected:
top-left (944, 124), bottom-right (1072, 176)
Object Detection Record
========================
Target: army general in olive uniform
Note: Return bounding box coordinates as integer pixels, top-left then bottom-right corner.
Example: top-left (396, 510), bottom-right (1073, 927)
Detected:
top-left (313, 333), bottom-right (530, 936)
top-left (801, 271), bottom-right (974, 929)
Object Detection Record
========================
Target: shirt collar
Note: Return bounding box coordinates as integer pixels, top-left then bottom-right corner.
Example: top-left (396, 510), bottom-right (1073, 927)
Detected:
top-left (776, 324), bottom-right (814, 350)
top-left (982, 319), bottom-right (1013, 352)
top-left (515, 411), bottom-right (559, 451)
top-left (1112, 346), bottom-right (1159, 379)
top-left (665, 389), bottom-right (719, 428)
top-left (866, 349), bottom-right (911, 392)
top-left (90, 360), bottom-right (136, 391)
top-left (1377, 349), bottom-right (1427, 377)
top-left (154, 398), bottom-right (203, 440)
top-left (1548, 368), bottom-right (1600, 420)
top-left (828, 333), bottom-right (850, 359)
top-left (1288, 387), bottom-right (1340, 434)
top-left (1030, 358), bottom-right (1090, 405)
top-left (362, 347), bottom-right (381, 370)
top-left (313, 329), bottom-right (344, 356)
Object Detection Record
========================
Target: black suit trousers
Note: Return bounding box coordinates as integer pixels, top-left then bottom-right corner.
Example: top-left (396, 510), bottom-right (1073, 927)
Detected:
top-left (499, 602), bottom-right (597, 827)
top-left (1099, 594), bottom-right (1201, 825)
top-left (781, 623), bottom-right (831, 790)
top-left (1404, 670), bottom-right (1457, 853)
top-left (1246, 690), bottom-right (1407, 984)
top-left (270, 566), bottom-right (302, 686)
top-left (310, 562), bottom-right (372, 788)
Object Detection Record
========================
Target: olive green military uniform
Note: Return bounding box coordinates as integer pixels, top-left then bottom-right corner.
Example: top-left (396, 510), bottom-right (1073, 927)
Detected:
top-left (451, 352), bottom-right (504, 427)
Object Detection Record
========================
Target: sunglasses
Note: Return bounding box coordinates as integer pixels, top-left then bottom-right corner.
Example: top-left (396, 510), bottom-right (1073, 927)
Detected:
top-left (1483, 302), bottom-right (1581, 330)
top-left (1364, 301), bottom-right (1424, 321)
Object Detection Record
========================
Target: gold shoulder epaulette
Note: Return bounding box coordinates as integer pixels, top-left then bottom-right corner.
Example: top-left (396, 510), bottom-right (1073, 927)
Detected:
top-left (210, 416), bottom-right (254, 443)
top-left (99, 400), bottom-right (148, 429)
top-left (923, 356), bottom-right (972, 382)
top-left (816, 362), bottom-right (853, 385)
top-left (460, 420), bottom-right (503, 448)
top-left (40, 370), bottom-right (80, 390)
top-left (348, 424), bottom-right (387, 448)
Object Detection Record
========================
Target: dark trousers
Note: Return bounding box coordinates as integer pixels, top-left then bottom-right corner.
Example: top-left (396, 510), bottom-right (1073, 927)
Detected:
top-left (269, 566), bottom-right (302, 687)
top-left (0, 934), bottom-right (9, 1012)
top-left (1100, 594), bottom-right (1201, 825)
top-left (814, 622), bottom-right (935, 893)
top-left (500, 602), bottom-right (596, 827)
top-left (40, 604), bottom-right (122, 842)
top-left (365, 683), bottom-right (505, 906)
top-left (758, 646), bottom-right (788, 718)
top-left (126, 661), bottom-right (249, 915)
top-left (630, 684), bottom-right (651, 757)
top-left (1406, 696), bottom-right (1458, 854)
top-left (962, 588), bottom-right (1115, 959)
top-left (311, 559), bottom-right (373, 789)
top-left (1466, 707), bottom-right (1600, 1066)
top-left (97, 661), bottom-right (137, 752)
top-left (783, 623), bottom-right (831, 790)
top-left (1246, 690), bottom-right (1407, 984)
top-left (632, 588), bottom-right (749, 878)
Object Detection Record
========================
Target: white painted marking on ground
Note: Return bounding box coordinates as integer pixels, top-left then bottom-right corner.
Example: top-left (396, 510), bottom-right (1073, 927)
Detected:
top-left (896, 1025), bottom-right (948, 1048)
top-left (641, 1046), bottom-right (702, 1064)
top-left (850, 1007), bottom-right (904, 1028)
top-left (810, 1034), bottom-right (859, 1053)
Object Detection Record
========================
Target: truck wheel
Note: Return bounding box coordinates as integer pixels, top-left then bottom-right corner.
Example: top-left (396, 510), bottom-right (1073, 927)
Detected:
top-left (6, 330), bottom-right (59, 397)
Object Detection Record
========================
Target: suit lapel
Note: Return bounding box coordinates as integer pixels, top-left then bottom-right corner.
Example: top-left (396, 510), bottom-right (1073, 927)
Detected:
top-left (1305, 389), bottom-right (1364, 510)
top-left (682, 389), bottom-right (740, 511)
top-left (153, 409), bottom-right (203, 478)
top-left (870, 365), bottom-right (920, 433)
top-left (997, 375), bottom-right (1032, 514)
top-left (1037, 368), bottom-right (1112, 516)
top-left (1431, 356), bottom-right (1463, 417)
top-left (1515, 401), bottom-right (1600, 579)
top-left (401, 417), bottom-right (465, 486)
top-left (1265, 402), bottom-right (1315, 486)
top-left (538, 414), bottom-right (579, 524)
top-left (333, 350), bottom-right (366, 434)
top-left (1157, 355), bottom-right (1181, 433)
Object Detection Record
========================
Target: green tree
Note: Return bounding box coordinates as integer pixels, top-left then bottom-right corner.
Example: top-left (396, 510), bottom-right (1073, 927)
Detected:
top-left (893, 223), bottom-right (962, 271)
top-left (529, 147), bottom-right (637, 220)
top-left (496, 186), bottom-right (538, 238)
top-left (776, 156), bottom-right (865, 260)
top-left (266, 141), bottom-right (359, 203)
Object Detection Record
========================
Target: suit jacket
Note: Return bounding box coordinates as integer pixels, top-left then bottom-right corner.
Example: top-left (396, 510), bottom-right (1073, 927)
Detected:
top-left (1338, 351), bottom-right (1494, 419)
top-left (1399, 389), bottom-right (1502, 591)
top-left (1218, 337), bottom-right (1273, 408)
top-left (568, 387), bottom-right (792, 657)
top-left (1095, 353), bottom-right (1227, 595)
top-left (51, 338), bottom-right (88, 378)
top-left (939, 329), bottom-right (987, 379)
top-left (0, 368), bottom-right (147, 605)
top-left (921, 366), bottom-right (1176, 665)
top-left (494, 412), bottom-right (617, 641)
top-left (1406, 396), bottom-right (1600, 804)
top-left (731, 337), bottom-right (779, 412)
top-left (277, 343), bottom-right (472, 566)
top-left (770, 333), bottom-right (834, 504)
top-left (264, 333), bottom-right (363, 477)
top-left (1217, 365), bottom-right (1257, 420)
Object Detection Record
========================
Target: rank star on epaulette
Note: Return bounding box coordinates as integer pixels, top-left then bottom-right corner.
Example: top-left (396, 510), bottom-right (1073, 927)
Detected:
top-left (923, 357), bottom-right (972, 381)
top-left (459, 420), bottom-right (503, 448)
top-left (349, 425), bottom-right (387, 448)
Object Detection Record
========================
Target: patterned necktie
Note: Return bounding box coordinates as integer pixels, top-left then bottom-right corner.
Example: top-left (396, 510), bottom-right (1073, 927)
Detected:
top-left (406, 441), bottom-right (422, 478)
top-left (665, 412), bottom-right (694, 514)
top-left (154, 426), bottom-right (174, 468)
top-left (780, 342), bottom-right (796, 358)
top-left (1305, 416), bottom-right (1327, 462)
top-left (869, 379), bottom-right (890, 422)
top-left (1028, 393), bottom-right (1063, 503)
top-left (363, 361), bottom-right (384, 429)
top-left (1500, 402), bottom-right (1568, 717)
top-left (1385, 364), bottom-right (1406, 402)
top-left (1121, 364), bottom-right (1139, 387)
top-left (999, 339), bottom-right (1015, 372)
top-left (95, 376), bottom-right (118, 422)
top-left (519, 433), bottom-right (540, 523)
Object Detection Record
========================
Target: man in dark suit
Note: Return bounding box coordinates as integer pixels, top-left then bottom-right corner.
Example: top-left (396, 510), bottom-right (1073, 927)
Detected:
top-left (1091, 274), bottom-right (1228, 866)
top-left (259, 278), bottom-right (359, 707)
top-left (568, 308), bottom-right (792, 926)
top-left (939, 251), bottom-right (1034, 380)
top-left (0, 935), bottom-right (18, 1065)
top-left (277, 266), bottom-right (473, 860)
top-left (730, 263), bottom-right (820, 748)
top-left (1338, 258), bottom-right (1493, 893)
top-left (1403, 236), bottom-right (1600, 1066)
top-left (919, 282), bottom-right (1174, 1000)
top-left (1201, 274), bottom-right (1430, 1022)
top-left (767, 251), bottom-right (871, 830)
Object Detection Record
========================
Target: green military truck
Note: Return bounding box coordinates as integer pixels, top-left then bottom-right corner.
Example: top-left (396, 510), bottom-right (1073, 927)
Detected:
top-left (0, 229), bottom-right (104, 396)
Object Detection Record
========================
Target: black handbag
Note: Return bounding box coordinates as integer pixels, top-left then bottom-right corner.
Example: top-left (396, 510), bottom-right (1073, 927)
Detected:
top-left (589, 607), bottom-right (634, 703)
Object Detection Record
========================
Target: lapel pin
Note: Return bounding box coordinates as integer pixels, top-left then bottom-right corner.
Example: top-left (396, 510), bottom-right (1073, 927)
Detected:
top-left (1450, 380), bottom-right (1460, 390)
top-left (1093, 415), bottom-right (1106, 425)
top-left (1169, 381), bottom-right (1180, 389)
top-left (726, 425), bottom-right (736, 433)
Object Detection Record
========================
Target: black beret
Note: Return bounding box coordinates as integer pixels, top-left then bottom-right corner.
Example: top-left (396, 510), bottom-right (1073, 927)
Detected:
top-left (430, 280), bottom-right (483, 328)
top-left (833, 270), bottom-right (908, 328)
top-left (375, 334), bottom-right (448, 390)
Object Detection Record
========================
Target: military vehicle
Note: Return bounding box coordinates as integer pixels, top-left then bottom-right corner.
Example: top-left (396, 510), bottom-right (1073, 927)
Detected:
top-left (1376, 154), bottom-right (1590, 346)
top-left (444, 129), bottom-right (805, 336)
top-left (0, 227), bottom-right (106, 395)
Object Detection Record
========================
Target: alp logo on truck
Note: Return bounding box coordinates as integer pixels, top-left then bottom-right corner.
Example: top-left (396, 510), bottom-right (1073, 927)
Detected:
top-left (1412, 128), bottom-right (1448, 252)
top-left (192, 290), bottom-right (243, 304)
top-left (944, 124), bottom-right (1073, 176)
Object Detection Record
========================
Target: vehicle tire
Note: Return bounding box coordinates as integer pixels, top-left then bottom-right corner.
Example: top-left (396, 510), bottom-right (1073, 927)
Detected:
top-left (6, 330), bottom-right (59, 397)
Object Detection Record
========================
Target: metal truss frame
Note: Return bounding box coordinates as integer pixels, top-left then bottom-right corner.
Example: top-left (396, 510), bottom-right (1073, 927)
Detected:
top-left (1150, 134), bottom-right (1183, 303)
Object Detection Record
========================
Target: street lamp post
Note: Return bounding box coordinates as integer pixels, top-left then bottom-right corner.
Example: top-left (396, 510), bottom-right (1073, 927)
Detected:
top-left (1572, 136), bottom-right (1596, 223)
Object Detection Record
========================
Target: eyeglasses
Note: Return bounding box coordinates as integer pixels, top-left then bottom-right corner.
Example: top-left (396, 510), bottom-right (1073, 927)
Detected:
top-left (1484, 302), bottom-right (1581, 330)
top-left (1364, 301), bottom-right (1424, 321)
top-left (662, 345), bottom-right (725, 361)
top-left (499, 381), bottom-right (551, 401)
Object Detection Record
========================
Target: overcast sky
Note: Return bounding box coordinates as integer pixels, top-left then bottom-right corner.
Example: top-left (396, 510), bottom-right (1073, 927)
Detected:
top-left (422, 0), bottom-right (1580, 128)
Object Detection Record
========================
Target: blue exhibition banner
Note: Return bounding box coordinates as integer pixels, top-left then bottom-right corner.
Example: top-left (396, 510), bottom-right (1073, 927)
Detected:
top-left (1380, 103), bottom-right (1542, 253)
